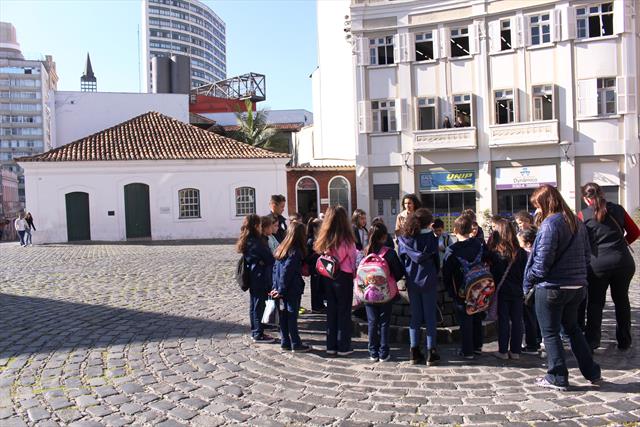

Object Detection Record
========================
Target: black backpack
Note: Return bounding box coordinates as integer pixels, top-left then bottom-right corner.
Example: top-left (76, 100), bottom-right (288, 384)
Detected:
top-left (236, 256), bottom-right (250, 292)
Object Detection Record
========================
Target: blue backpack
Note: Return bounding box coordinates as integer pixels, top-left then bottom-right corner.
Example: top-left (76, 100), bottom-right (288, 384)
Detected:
top-left (456, 247), bottom-right (496, 315)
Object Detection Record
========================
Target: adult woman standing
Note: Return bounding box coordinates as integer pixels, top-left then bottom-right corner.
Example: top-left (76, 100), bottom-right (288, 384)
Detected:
top-left (395, 194), bottom-right (421, 237)
top-left (578, 182), bottom-right (639, 351)
top-left (314, 206), bottom-right (358, 356)
top-left (523, 185), bottom-right (601, 390)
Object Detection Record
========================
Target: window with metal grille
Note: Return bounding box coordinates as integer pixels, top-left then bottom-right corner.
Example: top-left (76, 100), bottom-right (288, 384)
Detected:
top-left (235, 187), bottom-right (256, 216)
top-left (178, 188), bottom-right (201, 218)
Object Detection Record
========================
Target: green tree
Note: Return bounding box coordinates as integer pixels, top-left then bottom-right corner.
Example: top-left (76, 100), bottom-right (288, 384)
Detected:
top-left (233, 99), bottom-right (282, 150)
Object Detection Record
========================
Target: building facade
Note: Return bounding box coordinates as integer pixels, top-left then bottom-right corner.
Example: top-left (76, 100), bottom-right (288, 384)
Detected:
top-left (0, 22), bottom-right (58, 206)
top-left (141, 0), bottom-right (226, 91)
top-left (350, 0), bottom-right (639, 229)
top-left (0, 168), bottom-right (19, 241)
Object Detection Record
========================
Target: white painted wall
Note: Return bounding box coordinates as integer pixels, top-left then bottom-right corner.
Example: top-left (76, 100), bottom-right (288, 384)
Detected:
top-left (202, 110), bottom-right (314, 126)
top-left (20, 158), bottom-right (288, 243)
top-left (54, 92), bottom-right (189, 147)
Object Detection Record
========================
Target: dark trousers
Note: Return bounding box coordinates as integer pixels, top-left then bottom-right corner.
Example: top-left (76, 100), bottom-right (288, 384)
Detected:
top-left (585, 266), bottom-right (635, 350)
top-left (454, 303), bottom-right (483, 356)
top-left (365, 302), bottom-right (391, 358)
top-left (325, 273), bottom-right (353, 353)
top-left (523, 301), bottom-right (542, 350)
top-left (310, 273), bottom-right (325, 311)
top-left (497, 294), bottom-right (523, 354)
top-left (535, 287), bottom-right (601, 386)
top-left (279, 296), bottom-right (302, 349)
top-left (249, 289), bottom-right (267, 338)
top-left (17, 230), bottom-right (26, 246)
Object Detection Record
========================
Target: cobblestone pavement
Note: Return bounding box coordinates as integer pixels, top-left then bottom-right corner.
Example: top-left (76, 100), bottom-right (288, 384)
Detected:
top-left (1, 241), bottom-right (639, 427)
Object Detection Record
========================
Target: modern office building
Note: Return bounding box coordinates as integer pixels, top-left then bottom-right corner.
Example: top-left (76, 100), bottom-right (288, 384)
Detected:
top-left (349, 0), bottom-right (639, 229)
top-left (141, 0), bottom-right (226, 92)
top-left (0, 22), bottom-right (58, 205)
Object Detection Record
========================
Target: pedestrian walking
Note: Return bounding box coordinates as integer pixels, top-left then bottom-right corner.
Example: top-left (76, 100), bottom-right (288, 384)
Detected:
top-left (398, 208), bottom-right (441, 365)
top-left (24, 212), bottom-right (36, 246)
top-left (314, 206), bottom-right (358, 356)
top-left (14, 212), bottom-right (27, 247)
top-left (578, 182), bottom-right (639, 352)
top-left (524, 185), bottom-right (601, 390)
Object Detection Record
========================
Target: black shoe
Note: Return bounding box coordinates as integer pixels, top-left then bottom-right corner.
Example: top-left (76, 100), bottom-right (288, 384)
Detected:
top-left (252, 334), bottom-right (275, 343)
top-left (410, 347), bottom-right (424, 365)
top-left (521, 346), bottom-right (540, 355)
top-left (426, 349), bottom-right (440, 366)
top-left (292, 343), bottom-right (311, 353)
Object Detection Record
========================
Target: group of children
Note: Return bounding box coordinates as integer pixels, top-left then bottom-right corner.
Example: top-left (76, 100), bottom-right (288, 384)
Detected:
top-left (236, 198), bottom-right (542, 364)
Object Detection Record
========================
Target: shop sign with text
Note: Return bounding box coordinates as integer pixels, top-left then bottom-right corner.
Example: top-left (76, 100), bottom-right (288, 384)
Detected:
top-left (495, 165), bottom-right (557, 190)
top-left (419, 170), bottom-right (476, 191)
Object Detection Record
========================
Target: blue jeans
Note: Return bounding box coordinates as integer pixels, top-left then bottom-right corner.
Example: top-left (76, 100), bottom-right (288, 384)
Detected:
top-left (408, 286), bottom-right (438, 350)
top-left (324, 273), bottom-right (353, 353)
top-left (279, 296), bottom-right (302, 349)
top-left (454, 303), bottom-right (483, 356)
top-left (535, 287), bottom-right (601, 386)
top-left (497, 294), bottom-right (523, 354)
top-left (25, 229), bottom-right (32, 245)
top-left (17, 230), bottom-right (26, 246)
top-left (365, 303), bottom-right (391, 358)
top-left (249, 289), bottom-right (267, 338)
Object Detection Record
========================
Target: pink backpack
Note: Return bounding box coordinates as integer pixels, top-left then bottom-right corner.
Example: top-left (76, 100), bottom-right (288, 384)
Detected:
top-left (354, 247), bottom-right (398, 304)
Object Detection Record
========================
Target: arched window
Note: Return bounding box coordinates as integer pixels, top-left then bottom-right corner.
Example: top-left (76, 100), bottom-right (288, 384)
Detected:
top-left (235, 187), bottom-right (256, 216)
top-left (328, 176), bottom-right (350, 212)
top-left (178, 188), bottom-right (200, 218)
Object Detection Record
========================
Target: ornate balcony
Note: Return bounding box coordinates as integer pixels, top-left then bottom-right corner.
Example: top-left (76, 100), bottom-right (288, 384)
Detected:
top-left (413, 127), bottom-right (477, 152)
top-left (488, 119), bottom-right (559, 147)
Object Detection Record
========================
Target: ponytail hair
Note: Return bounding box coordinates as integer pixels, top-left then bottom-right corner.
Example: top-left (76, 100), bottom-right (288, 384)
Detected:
top-left (581, 182), bottom-right (607, 223)
top-left (365, 222), bottom-right (388, 255)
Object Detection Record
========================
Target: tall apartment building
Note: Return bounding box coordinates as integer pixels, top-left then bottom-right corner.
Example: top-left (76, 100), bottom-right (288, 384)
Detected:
top-left (0, 22), bottom-right (58, 205)
top-left (141, 0), bottom-right (226, 92)
top-left (349, 0), bottom-right (639, 229)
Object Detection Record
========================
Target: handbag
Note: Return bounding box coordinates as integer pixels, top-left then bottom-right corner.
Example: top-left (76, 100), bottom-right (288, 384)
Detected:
top-left (316, 253), bottom-right (339, 280)
top-left (609, 213), bottom-right (635, 254)
top-left (486, 257), bottom-right (515, 321)
top-left (261, 298), bottom-right (278, 324)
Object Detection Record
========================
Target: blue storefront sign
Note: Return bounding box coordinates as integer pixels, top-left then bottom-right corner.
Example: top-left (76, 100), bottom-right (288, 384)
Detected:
top-left (419, 170), bottom-right (476, 191)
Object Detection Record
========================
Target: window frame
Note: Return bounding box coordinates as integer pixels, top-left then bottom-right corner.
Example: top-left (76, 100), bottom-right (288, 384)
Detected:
top-left (235, 186), bottom-right (256, 217)
top-left (529, 13), bottom-right (552, 46)
top-left (450, 27), bottom-right (470, 58)
top-left (452, 94), bottom-right (473, 127)
top-left (532, 84), bottom-right (555, 121)
top-left (369, 35), bottom-right (395, 66)
top-left (328, 176), bottom-right (351, 214)
top-left (576, 3), bottom-right (614, 39)
top-left (499, 18), bottom-right (513, 51)
top-left (414, 31), bottom-right (434, 62)
top-left (371, 99), bottom-right (397, 133)
top-left (596, 77), bottom-right (616, 116)
top-left (178, 188), bottom-right (201, 219)
top-left (494, 89), bottom-right (515, 124)
top-left (416, 97), bottom-right (438, 130)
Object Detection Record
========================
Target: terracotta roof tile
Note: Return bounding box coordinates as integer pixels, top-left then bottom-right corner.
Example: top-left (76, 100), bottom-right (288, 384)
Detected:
top-left (19, 111), bottom-right (289, 162)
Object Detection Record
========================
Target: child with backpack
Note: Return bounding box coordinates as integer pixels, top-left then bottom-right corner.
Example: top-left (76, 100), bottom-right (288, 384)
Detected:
top-left (398, 208), bottom-right (441, 365)
top-left (314, 206), bottom-right (359, 356)
top-left (487, 218), bottom-right (527, 360)
top-left (236, 214), bottom-right (276, 343)
top-left (270, 222), bottom-right (311, 352)
top-left (358, 222), bottom-right (404, 362)
top-left (443, 214), bottom-right (492, 359)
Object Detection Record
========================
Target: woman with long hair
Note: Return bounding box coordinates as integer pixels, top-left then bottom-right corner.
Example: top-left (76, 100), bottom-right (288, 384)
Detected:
top-left (236, 214), bottom-right (276, 343)
top-left (314, 206), bottom-right (358, 356)
top-left (352, 209), bottom-right (369, 250)
top-left (487, 218), bottom-right (527, 360)
top-left (578, 182), bottom-right (639, 351)
top-left (395, 194), bottom-right (421, 237)
top-left (523, 185), bottom-right (601, 390)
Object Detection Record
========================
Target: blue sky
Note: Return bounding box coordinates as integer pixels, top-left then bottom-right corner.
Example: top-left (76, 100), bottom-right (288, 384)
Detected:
top-left (0, 0), bottom-right (317, 111)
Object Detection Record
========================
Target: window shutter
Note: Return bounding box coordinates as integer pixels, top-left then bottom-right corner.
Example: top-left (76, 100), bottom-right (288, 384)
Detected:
top-left (393, 34), bottom-right (400, 64)
top-left (563, 7), bottom-right (577, 40)
top-left (513, 88), bottom-right (520, 122)
top-left (488, 21), bottom-right (500, 53)
top-left (358, 100), bottom-right (372, 133)
top-left (551, 9), bottom-right (562, 42)
top-left (617, 76), bottom-right (637, 114)
top-left (432, 29), bottom-right (441, 59)
top-left (356, 37), bottom-right (370, 66)
top-left (576, 79), bottom-right (598, 117)
top-left (468, 23), bottom-right (479, 55)
top-left (613, 0), bottom-right (630, 34)
top-left (407, 33), bottom-right (416, 62)
top-left (394, 98), bottom-right (406, 132)
top-left (514, 15), bottom-right (526, 48)
top-left (441, 28), bottom-right (451, 58)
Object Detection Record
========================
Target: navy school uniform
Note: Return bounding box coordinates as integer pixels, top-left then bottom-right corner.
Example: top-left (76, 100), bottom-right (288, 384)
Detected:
top-left (272, 248), bottom-right (305, 349)
top-left (244, 236), bottom-right (275, 339)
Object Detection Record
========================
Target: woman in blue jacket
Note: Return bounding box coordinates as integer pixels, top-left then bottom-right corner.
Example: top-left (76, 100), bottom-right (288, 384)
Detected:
top-left (236, 214), bottom-right (276, 343)
top-left (398, 208), bottom-right (440, 365)
top-left (271, 222), bottom-right (310, 352)
top-left (524, 185), bottom-right (601, 390)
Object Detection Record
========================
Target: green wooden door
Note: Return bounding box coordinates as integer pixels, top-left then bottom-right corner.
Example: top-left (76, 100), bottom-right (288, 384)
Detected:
top-left (124, 183), bottom-right (151, 239)
top-left (65, 192), bottom-right (91, 241)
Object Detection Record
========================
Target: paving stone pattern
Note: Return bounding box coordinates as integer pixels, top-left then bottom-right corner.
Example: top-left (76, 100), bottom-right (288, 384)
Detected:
top-left (1, 241), bottom-right (639, 426)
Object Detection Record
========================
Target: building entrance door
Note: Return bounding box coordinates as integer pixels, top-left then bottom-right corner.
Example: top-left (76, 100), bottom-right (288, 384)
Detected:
top-left (496, 189), bottom-right (535, 218)
top-left (296, 177), bottom-right (319, 220)
top-left (421, 191), bottom-right (476, 231)
top-left (65, 192), bottom-right (91, 241)
top-left (124, 183), bottom-right (151, 239)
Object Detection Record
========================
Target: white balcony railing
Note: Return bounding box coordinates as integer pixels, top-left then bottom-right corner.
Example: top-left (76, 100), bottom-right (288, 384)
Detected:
top-left (488, 119), bottom-right (559, 147)
top-left (413, 127), bottom-right (477, 152)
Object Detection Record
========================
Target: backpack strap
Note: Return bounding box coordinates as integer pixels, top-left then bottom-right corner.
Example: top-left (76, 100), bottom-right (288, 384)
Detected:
top-left (378, 246), bottom-right (390, 257)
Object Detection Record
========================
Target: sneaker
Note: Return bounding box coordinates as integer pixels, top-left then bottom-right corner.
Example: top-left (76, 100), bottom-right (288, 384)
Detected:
top-left (337, 349), bottom-right (354, 356)
top-left (535, 377), bottom-right (568, 391)
top-left (494, 352), bottom-right (509, 360)
top-left (457, 350), bottom-right (474, 360)
top-left (252, 334), bottom-right (275, 343)
top-left (298, 307), bottom-right (308, 315)
top-left (379, 354), bottom-right (391, 362)
top-left (521, 347), bottom-right (540, 355)
top-left (369, 355), bottom-right (379, 362)
top-left (292, 343), bottom-right (311, 353)
top-left (410, 347), bottom-right (424, 365)
top-left (326, 349), bottom-right (337, 356)
top-left (426, 349), bottom-right (440, 366)
top-left (509, 352), bottom-right (520, 360)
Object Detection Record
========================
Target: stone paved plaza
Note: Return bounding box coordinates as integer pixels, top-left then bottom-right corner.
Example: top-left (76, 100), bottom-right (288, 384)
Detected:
top-left (1, 241), bottom-right (639, 427)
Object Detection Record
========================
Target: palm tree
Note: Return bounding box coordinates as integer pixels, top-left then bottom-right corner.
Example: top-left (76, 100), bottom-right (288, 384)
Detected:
top-left (233, 99), bottom-right (278, 149)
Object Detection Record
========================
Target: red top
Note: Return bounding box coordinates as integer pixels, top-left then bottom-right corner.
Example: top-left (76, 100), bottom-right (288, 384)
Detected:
top-left (623, 211), bottom-right (640, 245)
